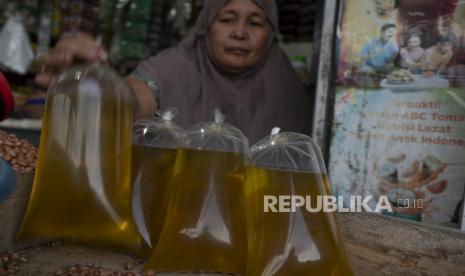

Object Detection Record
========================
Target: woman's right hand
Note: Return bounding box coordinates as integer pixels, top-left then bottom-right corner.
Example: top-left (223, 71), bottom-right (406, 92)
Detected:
top-left (35, 32), bottom-right (108, 88)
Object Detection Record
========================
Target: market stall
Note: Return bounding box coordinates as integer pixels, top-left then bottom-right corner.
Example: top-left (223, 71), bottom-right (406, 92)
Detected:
top-left (0, 0), bottom-right (465, 276)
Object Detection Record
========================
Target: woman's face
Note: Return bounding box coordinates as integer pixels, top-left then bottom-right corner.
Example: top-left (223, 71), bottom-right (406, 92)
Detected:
top-left (209, 0), bottom-right (270, 73)
top-left (438, 42), bottom-right (452, 54)
top-left (408, 36), bottom-right (420, 49)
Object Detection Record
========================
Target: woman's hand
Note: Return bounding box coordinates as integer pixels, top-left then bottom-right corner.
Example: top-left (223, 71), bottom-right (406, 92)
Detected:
top-left (35, 32), bottom-right (156, 119)
top-left (35, 32), bottom-right (108, 88)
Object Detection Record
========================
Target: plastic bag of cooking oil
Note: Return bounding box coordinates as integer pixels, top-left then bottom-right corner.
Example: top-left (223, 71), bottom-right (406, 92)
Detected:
top-left (244, 128), bottom-right (353, 276)
top-left (131, 109), bottom-right (184, 248)
top-left (17, 62), bottom-right (149, 257)
top-left (146, 109), bottom-right (248, 274)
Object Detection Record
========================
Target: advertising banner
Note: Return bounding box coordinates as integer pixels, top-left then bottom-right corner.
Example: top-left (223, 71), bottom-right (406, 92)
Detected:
top-left (330, 0), bottom-right (465, 228)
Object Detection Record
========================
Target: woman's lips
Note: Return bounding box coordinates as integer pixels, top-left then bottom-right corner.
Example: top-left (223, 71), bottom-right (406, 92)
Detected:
top-left (225, 47), bottom-right (250, 56)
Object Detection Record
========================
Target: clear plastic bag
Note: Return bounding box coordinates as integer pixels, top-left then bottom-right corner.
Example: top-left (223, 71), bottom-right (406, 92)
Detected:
top-left (244, 128), bottom-right (352, 276)
top-left (0, 15), bottom-right (34, 74)
top-left (131, 109), bottom-right (184, 248)
top-left (146, 109), bottom-right (248, 273)
top-left (17, 62), bottom-right (149, 257)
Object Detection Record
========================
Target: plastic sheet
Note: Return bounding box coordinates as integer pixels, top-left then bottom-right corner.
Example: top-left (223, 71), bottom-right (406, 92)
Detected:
top-left (244, 128), bottom-right (352, 276)
top-left (17, 63), bottom-right (149, 257)
top-left (146, 109), bottom-right (248, 274)
top-left (0, 15), bottom-right (34, 74)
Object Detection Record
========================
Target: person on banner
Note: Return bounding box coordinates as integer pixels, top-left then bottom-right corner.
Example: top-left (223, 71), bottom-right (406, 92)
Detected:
top-left (33, 0), bottom-right (313, 144)
top-left (424, 37), bottom-right (454, 75)
top-left (395, 0), bottom-right (458, 49)
top-left (370, 0), bottom-right (396, 26)
top-left (359, 23), bottom-right (399, 74)
top-left (437, 16), bottom-right (460, 49)
top-left (443, 3), bottom-right (465, 87)
top-left (394, 0), bottom-right (465, 85)
top-left (399, 34), bottom-right (425, 74)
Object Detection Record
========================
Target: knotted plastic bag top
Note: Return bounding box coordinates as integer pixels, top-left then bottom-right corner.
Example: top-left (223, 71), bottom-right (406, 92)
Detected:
top-left (133, 109), bottom-right (184, 149)
top-left (184, 109), bottom-right (248, 153)
top-left (248, 127), bottom-right (327, 173)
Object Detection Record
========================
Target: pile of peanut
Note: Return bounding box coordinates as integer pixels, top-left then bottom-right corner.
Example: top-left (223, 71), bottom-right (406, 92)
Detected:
top-left (54, 262), bottom-right (155, 276)
top-left (0, 130), bottom-right (37, 172)
top-left (0, 251), bottom-right (28, 274)
top-left (55, 264), bottom-right (137, 276)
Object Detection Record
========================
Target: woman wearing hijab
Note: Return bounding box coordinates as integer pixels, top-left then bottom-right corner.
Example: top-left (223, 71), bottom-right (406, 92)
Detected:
top-left (36, 0), bottom-right (312, 143)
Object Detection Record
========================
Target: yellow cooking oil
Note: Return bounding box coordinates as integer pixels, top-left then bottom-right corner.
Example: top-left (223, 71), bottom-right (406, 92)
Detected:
top-left (145, 148), bottom-right (247, 274)
top-left (244, 166), bottom-right (352, 276)
top-left (17, 88), bottom-right (149, 257)
top-left (131, 145), bottom-right (177, 246)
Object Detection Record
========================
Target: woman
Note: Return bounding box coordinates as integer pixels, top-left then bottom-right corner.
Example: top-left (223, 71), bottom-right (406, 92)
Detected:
top-left (399, 34), bottom-right (425, 73)
top-left (395, 0), bottom-right (457, 48)
top-left (35, 0), bottom-right (312, 143)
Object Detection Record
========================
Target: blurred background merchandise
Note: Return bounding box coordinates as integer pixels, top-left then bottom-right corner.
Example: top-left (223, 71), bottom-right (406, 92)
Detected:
top-left (0, 0), bottom-right (318, 143)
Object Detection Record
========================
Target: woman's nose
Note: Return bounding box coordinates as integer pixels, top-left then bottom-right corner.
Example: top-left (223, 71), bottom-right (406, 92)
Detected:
top-left (230, 22), bottom-right (248, 40)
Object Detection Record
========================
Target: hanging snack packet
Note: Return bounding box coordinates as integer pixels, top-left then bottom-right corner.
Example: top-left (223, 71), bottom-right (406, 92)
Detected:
top-left (17, 63), bottom-right (148, 256)
top-left (131, 109), bottom-right (184, 248)
top-left (146, 109), bottom-right (248, 274)
top-left (244, 128), bottom-right (352, 276)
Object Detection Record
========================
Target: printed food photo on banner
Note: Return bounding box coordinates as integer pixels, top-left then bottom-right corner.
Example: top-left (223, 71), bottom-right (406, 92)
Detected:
top-left (336, 0), bottom-right (465, 88)
top-left (329, 0), bottom-right (465, 228)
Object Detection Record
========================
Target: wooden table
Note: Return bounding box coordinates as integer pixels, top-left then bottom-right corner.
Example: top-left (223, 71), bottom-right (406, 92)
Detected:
top-left (1, 173), bottom-right (465, 275)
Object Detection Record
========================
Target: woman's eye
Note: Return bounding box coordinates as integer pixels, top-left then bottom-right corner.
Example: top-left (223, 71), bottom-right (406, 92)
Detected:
top-left (249, 17), bottom-right (266, 27)
top-left (219, 17), bottom-right (234, 23)
top-left (250, 21), bottom-right (264, 27)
